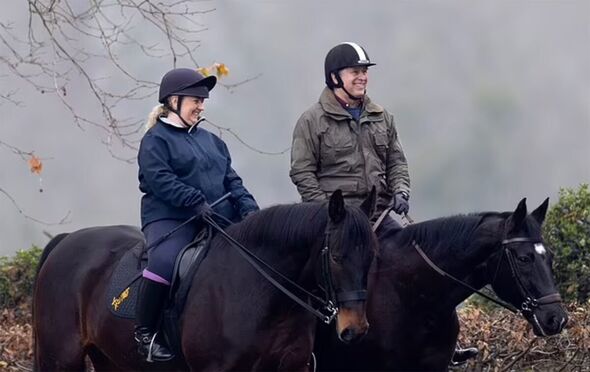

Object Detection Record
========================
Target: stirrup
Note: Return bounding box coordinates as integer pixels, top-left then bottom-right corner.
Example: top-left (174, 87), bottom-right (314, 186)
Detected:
top-left (450, 346), bottom-right (478, 366)
top-left (147, 332), bottom-right (158, 363)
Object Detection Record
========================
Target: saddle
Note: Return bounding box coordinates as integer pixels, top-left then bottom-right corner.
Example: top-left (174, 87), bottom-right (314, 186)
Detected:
top-left (106, 225), bottom-right (214, 354)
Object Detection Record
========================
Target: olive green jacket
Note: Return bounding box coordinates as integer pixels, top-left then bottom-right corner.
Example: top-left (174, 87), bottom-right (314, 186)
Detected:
top-left (289, 88), bottom-right (410, 216)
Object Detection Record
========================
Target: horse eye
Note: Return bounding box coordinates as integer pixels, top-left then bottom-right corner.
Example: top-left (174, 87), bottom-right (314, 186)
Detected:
top-left (331, 254), bottom-right (343, 264)
top-left (518, 255), bottom-right (533, 263)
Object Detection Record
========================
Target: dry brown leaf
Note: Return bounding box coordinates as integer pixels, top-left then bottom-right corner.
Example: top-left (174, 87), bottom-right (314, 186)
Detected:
top-left (28, 154), bottom-right (42, 175)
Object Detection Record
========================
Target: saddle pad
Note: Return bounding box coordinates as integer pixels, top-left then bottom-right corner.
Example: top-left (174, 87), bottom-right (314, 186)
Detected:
top-left (107, 241), bottom-right (147, 319)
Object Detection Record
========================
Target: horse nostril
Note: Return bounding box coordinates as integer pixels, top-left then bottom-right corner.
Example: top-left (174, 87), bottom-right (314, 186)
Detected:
top-left (339, 328), bottom-right (356, 344)
top-left (546, 314), bottom-right (568, 334)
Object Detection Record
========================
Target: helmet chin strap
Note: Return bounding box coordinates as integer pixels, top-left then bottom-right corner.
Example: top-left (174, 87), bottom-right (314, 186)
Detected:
top-left (342, 87), bottom-right (364, 101)
top-left (334, 73), bottom-right (364, 102)
top-left (166, 96), bottom-right (194, 127)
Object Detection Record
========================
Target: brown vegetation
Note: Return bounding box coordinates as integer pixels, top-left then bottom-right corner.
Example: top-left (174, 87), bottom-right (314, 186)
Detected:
top-left (0, 303), bottom-right (32, 371)
top-left (454, 303), bottom-right (590, 371)
top-left (2, 301), bottom-right (588, 371)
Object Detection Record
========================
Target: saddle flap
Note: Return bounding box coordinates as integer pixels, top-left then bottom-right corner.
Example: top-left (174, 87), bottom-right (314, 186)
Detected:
top-left (107, 240), bottom-right (148, 319)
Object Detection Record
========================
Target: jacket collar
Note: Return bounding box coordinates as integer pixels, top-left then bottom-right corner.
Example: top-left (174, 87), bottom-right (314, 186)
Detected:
top-left (160, 116), bottom-right (188, 129)
top-left (158, 116), bottom-right (203, 133)
top-left (318, 87), bottom-right (383, 120)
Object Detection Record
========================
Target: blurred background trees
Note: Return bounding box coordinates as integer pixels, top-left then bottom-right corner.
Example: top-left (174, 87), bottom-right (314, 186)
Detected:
top-left (545, 184), bottom-right (590, 303)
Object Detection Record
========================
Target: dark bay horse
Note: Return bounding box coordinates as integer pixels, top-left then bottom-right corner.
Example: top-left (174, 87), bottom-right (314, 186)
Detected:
top-left (34, 191), bottom-right (378, 371)
top-left (315, 198), bottom-right (568, 371)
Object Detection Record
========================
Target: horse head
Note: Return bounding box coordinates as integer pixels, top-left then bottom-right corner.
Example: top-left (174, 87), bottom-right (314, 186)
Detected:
top-left (485, 198), bottom-right (568, 336)
top-left (325, 188), bottom-right (378, 344)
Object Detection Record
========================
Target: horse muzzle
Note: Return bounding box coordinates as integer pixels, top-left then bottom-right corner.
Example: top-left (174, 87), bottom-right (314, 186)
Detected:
top-left (525, 303), bottom-right (568, 337)
top-left (335, 305), bottom-right (370, 344)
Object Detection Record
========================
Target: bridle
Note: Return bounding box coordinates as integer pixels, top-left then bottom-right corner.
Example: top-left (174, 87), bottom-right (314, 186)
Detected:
top-left (203, 215), bottom-right (367, 324)
top-left (499, 237), bottom-right (562, 314)
top-left (412, 236), bottom-right (562, 316)
top-left (320, 228), bottom-right (368, 307)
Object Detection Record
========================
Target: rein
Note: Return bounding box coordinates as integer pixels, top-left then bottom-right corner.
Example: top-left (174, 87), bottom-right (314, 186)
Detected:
top-left (203, 215), bottom-right (341, 324)
top-left (121, 193), bottom-right (234, 291)
top-left (413, 236), bottom-right (563, 315)
top-left (412, 241), bottom-right (518, 313)
top-left (141, 192), bottom-right (232, 256)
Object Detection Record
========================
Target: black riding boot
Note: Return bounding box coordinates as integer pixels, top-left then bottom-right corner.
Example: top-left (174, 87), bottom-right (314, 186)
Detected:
top-left (450, 343), bottom-right (479, 366)
top-left (134, 278), bottom-right (174, 362)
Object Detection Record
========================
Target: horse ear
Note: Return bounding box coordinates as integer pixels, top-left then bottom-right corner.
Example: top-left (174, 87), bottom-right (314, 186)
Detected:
top-left (359, 186), bottom-right (377, 218)
top-left (531, 197), bottom-right (550, 225)
top-left (507, 197), bottom-right (527, 233)
top-left (328, 189), bottom-right (346, 224)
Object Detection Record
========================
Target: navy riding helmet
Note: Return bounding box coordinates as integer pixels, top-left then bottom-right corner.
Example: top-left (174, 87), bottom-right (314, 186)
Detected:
top-left (158, 68), bottom-right (217, 103)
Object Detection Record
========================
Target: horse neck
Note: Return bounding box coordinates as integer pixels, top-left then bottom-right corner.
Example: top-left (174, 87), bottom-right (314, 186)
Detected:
top-left (374, 216), bottom-right (505, 310)
top-left (227, 208), bottom-right (328, 288)
top-left (432, 217), bottom-right (506, 307)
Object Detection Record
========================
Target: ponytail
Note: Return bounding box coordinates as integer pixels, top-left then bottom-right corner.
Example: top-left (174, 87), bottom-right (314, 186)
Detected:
top-left (145, 104), bottom-right (170, 132)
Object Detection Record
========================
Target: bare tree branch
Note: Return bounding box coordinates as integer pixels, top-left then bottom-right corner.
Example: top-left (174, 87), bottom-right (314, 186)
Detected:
top-left (203, 118), bottom-right (291, 156)
top-left (0, 186), bottom-right (71, 226)
top-left (0, 0), bottom-right (272, 226)
top-left (2, 0), bottom-right (217, 156)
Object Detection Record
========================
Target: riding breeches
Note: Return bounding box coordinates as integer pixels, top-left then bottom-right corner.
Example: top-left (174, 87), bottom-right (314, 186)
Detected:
top-left (142, 219), bottom-right (201, 285)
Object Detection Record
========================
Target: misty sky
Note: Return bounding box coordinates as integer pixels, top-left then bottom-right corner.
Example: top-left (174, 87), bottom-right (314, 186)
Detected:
top-left (1, 0), bottom-right (589, 255)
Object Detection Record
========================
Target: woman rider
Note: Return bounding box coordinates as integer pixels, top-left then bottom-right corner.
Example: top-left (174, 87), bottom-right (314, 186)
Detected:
top-left (135, 68), bottom-right (259, 362)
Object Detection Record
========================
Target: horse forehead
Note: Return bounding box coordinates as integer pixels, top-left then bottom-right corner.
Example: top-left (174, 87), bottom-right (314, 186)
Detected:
top-left (534, 243), bottom-right (547, 255)
top-left (332, 223), bottom-right (372, 250)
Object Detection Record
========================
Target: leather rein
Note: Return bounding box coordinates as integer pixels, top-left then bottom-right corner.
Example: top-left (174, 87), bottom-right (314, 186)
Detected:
top-left (203, 215), bottom-right (367, 324)
top-left (413, 236), bottom-right (562, 315)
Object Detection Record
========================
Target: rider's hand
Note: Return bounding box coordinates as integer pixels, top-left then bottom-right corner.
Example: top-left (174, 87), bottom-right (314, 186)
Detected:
top-left (389, 192), bottom-right (409, 215)
top-left (243, 209), bottom-right (257, 218)
top-left (196, 202), bottom-right (214, 219)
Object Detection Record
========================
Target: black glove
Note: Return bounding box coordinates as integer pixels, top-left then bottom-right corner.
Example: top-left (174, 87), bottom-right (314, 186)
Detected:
top-left (242, 209), bottom-right (258, 218)
top-left (389, 192), bottom-right (409, 215)
top-left (196, 202), bottom-right (213, 219)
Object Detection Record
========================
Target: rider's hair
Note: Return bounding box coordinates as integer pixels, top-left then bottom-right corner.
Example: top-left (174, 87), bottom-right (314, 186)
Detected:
top-left (145, 99), bottom-right (172, 131)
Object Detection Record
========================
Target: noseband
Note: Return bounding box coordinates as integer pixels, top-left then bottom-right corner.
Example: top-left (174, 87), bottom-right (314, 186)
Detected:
top-left (500, 237), bottom-right (562, 314)
top-left (320, 228), bottom-right (368, 319)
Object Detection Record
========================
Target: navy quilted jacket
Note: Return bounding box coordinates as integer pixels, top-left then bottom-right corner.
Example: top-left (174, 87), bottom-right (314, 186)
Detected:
top-left (138, 119), bottom-right (259, 227)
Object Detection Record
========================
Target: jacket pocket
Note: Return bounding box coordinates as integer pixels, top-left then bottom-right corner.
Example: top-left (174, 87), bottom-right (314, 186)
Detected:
top-left (373, 131), bottom-right (389, 160)
top-left (320, 179), bottom-right (359, 193)
top-left (321, 127), bottom-right (354, 165)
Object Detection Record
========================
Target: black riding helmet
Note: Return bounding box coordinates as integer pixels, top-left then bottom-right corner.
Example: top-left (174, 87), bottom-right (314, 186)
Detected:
top-left (158, 68), bottom-right (217, 126)
top-left (324, 42), bottom-right (376, 99)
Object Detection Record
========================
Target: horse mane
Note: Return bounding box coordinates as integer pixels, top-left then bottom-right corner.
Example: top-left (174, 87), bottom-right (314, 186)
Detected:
top-left (390, 212), bottom-right (508, 258)
top-left (225, 202), bottom-right (373, 253)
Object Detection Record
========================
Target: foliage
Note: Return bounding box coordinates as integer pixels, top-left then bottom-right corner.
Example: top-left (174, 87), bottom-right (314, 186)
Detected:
top-left (544, 184), bottom-right (590, 303)
top-left (0, 304), bottom-right (32, 370)
top-left (0, 246), bottom-right (42, 309)
top-left (454, 302), bottom-right (589, 371)
top-left (1, 300), bottom-right (588, 370)
top-left (1, 242), bottom-right (589, 369)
